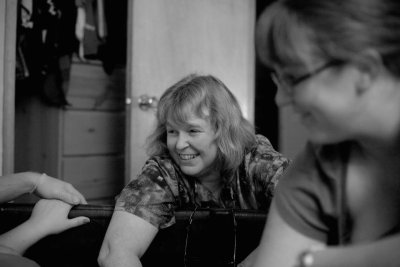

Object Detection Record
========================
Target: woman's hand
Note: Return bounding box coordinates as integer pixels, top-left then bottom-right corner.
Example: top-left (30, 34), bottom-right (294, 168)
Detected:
top-left (0, 199), bottom-right (90, 256)
top-left (28, 199), bottom-right (90, 236)
top-left (33, 174), bottom-right (87, 205)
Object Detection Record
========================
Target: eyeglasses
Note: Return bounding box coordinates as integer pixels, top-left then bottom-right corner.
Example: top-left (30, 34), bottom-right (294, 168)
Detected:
top-left (184, 207), bottom-right (237, 267)
top-left (271, 60), bottom-right (341, 94)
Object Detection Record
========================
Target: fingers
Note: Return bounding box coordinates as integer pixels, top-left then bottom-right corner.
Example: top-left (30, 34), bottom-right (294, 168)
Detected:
top-left (61, 184), bottom-right (88, 205)
top-left (36, 173), bottom-right (88, 205)
top-left (70, 186), bottom-right (87, 204)
top-left (30, 200), bottom-right (90, 235)
top-left (31, 173), bottom-right (46, 195)
top-left (57, 190), bottom-right (85, 205)
top-left (68, 216), bottom-right (90, 228)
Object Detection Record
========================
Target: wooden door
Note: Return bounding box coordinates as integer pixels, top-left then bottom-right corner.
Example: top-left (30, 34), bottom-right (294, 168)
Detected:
top-left (126, 0), bottom-right (256, 183)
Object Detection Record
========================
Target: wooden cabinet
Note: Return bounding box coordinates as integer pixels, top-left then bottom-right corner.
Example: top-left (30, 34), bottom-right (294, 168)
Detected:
top-left (15, 61), bottom-right (126, 201)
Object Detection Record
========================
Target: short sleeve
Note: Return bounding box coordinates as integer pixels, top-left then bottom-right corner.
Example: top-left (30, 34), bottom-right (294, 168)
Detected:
top-left (274, 143), bottom-right (340, 243)
top-left (115, 158), bottom-right (177, 229)
top-left (249, 135), bottom-right (290, 199)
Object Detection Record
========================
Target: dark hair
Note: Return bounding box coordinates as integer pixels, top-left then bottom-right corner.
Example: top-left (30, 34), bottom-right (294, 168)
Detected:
top-left (256, 0), bottom-right (400, 76)
top-left (146, 74), bottom-right (256, 177)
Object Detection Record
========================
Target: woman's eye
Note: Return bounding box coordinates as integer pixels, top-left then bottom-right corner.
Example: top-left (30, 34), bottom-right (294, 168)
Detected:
top-left (167, 129), bottom-right (176, 135)
top-left (189, 129), bottom-right (200, 134)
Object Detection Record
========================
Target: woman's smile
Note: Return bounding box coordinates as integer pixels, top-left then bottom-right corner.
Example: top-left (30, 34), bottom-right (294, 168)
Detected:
top-left (178, 153), bottom-right (199, 161)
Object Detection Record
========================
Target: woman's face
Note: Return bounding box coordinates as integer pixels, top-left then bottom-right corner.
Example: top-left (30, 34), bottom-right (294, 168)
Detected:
top-left (166, 113), bottom-right (219, 182)
top-left (272, 30), bottom-right (365, 144)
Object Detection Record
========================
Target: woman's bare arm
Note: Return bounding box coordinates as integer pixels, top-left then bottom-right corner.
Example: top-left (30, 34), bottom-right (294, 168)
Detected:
top-left (98, 210), bottom-right (158, 267)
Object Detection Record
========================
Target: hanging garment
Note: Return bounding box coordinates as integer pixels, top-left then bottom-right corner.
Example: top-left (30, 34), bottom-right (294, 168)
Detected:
top-left (16, 0), bottom-right (78, 107)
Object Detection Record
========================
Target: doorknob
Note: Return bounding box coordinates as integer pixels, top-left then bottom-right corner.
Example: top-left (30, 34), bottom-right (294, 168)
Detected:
top-left (138, 94), bottom-right (158, 111)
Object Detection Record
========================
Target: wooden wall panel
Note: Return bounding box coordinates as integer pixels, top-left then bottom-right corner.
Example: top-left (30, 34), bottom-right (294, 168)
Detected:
top-left (63, 155), bottom-right (124, 199)
top-left (63, 110), bottom-right (125, 155)
top-left (67, 62), bottom-right (125, 111)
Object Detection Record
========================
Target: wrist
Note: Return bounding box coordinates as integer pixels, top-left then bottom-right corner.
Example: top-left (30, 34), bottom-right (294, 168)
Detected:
top-left (30, 173), bottom-right (46, 194)
top-left (25, 216), bottom-right (48, 241)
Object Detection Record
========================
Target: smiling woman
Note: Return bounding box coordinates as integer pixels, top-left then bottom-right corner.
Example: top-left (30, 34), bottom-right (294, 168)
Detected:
top-left (97, 74), bottom-right (290, 267)
top-left (165, 114), bottom-right (219, 186)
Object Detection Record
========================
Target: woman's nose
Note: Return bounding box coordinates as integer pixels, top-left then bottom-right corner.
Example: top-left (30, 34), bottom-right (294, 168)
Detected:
top-left (176, 133), bottom-right (189, 149)
top-left (274, 87), bottom-right (292, 107)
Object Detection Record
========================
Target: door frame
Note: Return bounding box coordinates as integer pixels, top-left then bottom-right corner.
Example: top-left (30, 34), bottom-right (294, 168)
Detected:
top-left (0, 0), bottom-right (17, 175)
top-left (124, 0), bottom-right (133, 184)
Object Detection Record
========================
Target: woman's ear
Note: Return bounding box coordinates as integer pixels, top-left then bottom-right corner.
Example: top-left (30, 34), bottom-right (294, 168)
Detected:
top-left (354, 49), bottom-right (383, 94)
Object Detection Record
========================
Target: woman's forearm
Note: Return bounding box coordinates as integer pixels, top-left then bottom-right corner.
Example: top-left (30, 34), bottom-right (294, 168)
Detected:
top-left (0, 172), bottom-right (38, 203)
top-left (0, 219), bottom-right (46, 255)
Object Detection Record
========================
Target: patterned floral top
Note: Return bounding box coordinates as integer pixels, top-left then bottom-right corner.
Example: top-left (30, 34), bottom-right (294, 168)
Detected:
top-left (116, 134), bottom-right (290, 229)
